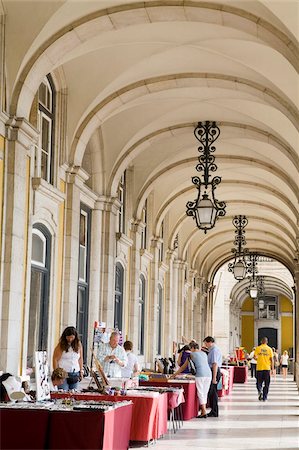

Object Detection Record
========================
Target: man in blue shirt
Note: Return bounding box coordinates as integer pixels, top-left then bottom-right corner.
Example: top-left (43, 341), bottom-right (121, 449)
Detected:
top-left (203, 336), bottom-right (223, 417)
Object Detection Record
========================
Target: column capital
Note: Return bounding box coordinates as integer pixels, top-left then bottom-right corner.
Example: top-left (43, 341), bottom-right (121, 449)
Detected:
top-left (66, 165), bottom-right (90, 185)
top-left (166, 249), bottom-right (177, 262)
top-left (5, 116), bottom-right (39, 149)
top-left (150, 236), bottom-right (162, 249)
top-left (95, 195), bottom-right (121, 215)
top-left (130, 218), bottom-right (145, 234)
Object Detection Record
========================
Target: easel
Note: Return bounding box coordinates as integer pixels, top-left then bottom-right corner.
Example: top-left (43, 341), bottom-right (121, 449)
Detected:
top-left (91, 350), bottom-right (109, 386)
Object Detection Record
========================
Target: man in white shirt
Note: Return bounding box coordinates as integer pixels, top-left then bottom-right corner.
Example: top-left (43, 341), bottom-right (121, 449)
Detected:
top-left (97, 331), bottom-right (127, 377)
top-left (121, 341), bottom-right (139, 378)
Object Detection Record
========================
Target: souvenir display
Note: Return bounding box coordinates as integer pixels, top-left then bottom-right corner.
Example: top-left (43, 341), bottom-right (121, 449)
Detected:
top-left (35, 351), bottom-right (50, 401)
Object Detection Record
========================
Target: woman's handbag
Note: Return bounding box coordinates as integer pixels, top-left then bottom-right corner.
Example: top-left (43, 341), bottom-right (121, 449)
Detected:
top-left (188, 357), bottom-right (196, 376)
top-left (67, 372), bottom-right (80, 384)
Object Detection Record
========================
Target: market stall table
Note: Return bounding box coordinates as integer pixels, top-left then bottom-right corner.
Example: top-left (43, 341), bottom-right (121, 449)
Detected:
top-left (0, 407), bottom-right (49, 449)
top-left (0, 402), bottom-right (132, 450)
top-left (223, 366), bottom-right (234, 394)
top-left (48, 404), bottom-right (132, 450)
top-left (51, 390), bottom-right (168, 442)
top-left (139, 379), bottom-right (198, 420)
top-left (233, 365), bottom-right (248, 383)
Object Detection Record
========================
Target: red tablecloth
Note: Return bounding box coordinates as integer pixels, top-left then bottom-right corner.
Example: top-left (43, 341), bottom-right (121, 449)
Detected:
top-left (48, 409), bottom-right (105, 450)
top-left (167, 389), bottom-right (185, 409)
top-left (0, 408), bottom-right (49, 449)
top-left (224, 366), bottom-right (234, 394)
top-left (0, 404), bottom-right (132, 450)
top-left (51, 391), bottom-right (168, 442)
top-left (233, 365), bottom-right (248, 383)
top-left (139, 380), bottom-right (198, 420)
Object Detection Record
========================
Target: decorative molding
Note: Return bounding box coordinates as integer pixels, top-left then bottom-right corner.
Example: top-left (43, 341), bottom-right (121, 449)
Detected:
top-left (140, 248), bottom-right (154, 262)
top-left (158, 261), bottom-right (169, 274)
top-left (32, 178), bottom-right (65, 204)
top-left (116, 232), bottom-right (133, 249)
top-left (5, 116), bottom-right (38, 148)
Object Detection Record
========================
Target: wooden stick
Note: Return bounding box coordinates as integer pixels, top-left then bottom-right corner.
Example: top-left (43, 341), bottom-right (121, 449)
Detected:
top-left (91, 349), bottom-right (109, 386)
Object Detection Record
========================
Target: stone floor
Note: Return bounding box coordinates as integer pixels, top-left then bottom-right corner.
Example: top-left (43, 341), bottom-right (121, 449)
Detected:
top-left (141, 375), bottom-right (299, 450)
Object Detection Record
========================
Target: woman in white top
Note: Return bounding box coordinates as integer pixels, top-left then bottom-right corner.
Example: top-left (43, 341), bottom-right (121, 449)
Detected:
top-left (53, 326), bottom-right (83, 390)
top-left (280, 350), bottom-right (289, 379)
top-left (248, 347), bottom-right (257, 378)
top-left (121, 341), bottom-right (139, 378)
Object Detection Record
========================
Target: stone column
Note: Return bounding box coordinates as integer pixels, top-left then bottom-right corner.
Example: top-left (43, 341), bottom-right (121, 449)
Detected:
top-left (186, 269), bottom-right (196, 340)
top-left (147, 236), bottom-right (160, 363)
top-left (62, 167), bottom-right (86, 328)
top-left (128, 219), bottom-right (144, 345)
top-left (172, 259), bottom-right (179, 343)
top-left (294, 257), bottom-right (299, 386)
top-left (176, 260), bottom-right (186, 342)
top-left (88, 202), bottom-right (103, 332)
top-left (0, 118), bottom-right (37, 374)
top-left (164, 250), bottom-right (176, 356)
top-left (98, 196), bottom-right (120, 328)
top-left (207, 283), bottom-right (216, 335)
top-left (192, 276), bottom-right (201, 342)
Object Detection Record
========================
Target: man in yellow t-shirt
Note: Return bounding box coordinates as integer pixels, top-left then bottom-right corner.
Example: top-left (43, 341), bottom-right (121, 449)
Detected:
top-left (254, 337), bottom-right (274, 401)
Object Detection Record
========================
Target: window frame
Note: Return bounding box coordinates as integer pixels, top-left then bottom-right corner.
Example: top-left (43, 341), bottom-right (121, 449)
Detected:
top-left (138, 274), bottom-right (146, 355)
top-left (27, 224), bottom-right (51, 365)
top-left (38, 75), bottom-right (55, 184)
top-left (77, 205), bottom-right (91, 361)
top-left (114, 262), bottom-right (124, 332)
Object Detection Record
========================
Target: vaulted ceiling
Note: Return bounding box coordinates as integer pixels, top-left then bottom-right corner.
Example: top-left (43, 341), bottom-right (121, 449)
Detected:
top-left (4, 0), bottom-right (299, 278)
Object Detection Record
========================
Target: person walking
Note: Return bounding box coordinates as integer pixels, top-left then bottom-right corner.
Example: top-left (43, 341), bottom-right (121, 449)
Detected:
top-left (280, 350), bottom-right (289, 379)
top-left (171, 342), bottom-right (211, 418)
top-left (203, 336), bottom-right (222, 417)
top-left (272, 348), bottom-right (279, 380)
top-left (248, 347), bottom-right (257, 378)
top-left (254, 337), bottom-right (274, 401)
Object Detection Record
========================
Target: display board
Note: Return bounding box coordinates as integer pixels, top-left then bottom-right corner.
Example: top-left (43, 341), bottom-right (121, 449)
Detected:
top-left (35, 351), bottom-right (50, 400)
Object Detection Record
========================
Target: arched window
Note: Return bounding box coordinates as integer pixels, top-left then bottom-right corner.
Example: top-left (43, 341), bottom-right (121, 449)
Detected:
top-left (157, 284), bottom-right (163, 355)
top-left (114, 263), bottom-right (124, 332)
top-left (138, 275), bottom-right (146, 355)
top-left (38, 75), bottom-right (55, 184)
top-left (117, 172), bottom-right (126, 234)
top-left (141, 199), bottom-right (147, 249)
top-left (27, 225), bottom-right (51, 373)
top-left (77, 205), bottom-right (91, 359)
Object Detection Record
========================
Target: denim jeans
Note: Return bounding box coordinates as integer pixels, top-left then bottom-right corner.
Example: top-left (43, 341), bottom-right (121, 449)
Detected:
top-left (59, 371), bottom-right (80, 391)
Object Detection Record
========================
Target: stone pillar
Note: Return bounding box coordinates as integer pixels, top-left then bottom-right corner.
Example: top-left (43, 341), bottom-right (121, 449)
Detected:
top-left (172, 259), bottom-right (179, 343)
top-left (176, 260), bottom-right (186, 342)
top-left (186, 269), bottom-right (196, 340)
top-left (128, 219), bottom-right (144, 345)
top-left (62, 168), bottom-right (85, 328)
top-left (0, 118), bottom-right (37, 374)
top-left (147, 237), bottom-right (160, 363)
top-left (88, 203), bottom-right (103, 332)
top-left (294, 257), bottom-right (299, 386)
top-left (192, 276), bottom-right (201, 342)
top-left (98, 196), bottom-right (120, 328)
top-left (164, 250), bottom-right (176, 356)
top-left (207, 283), bottom-right (216, 335)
